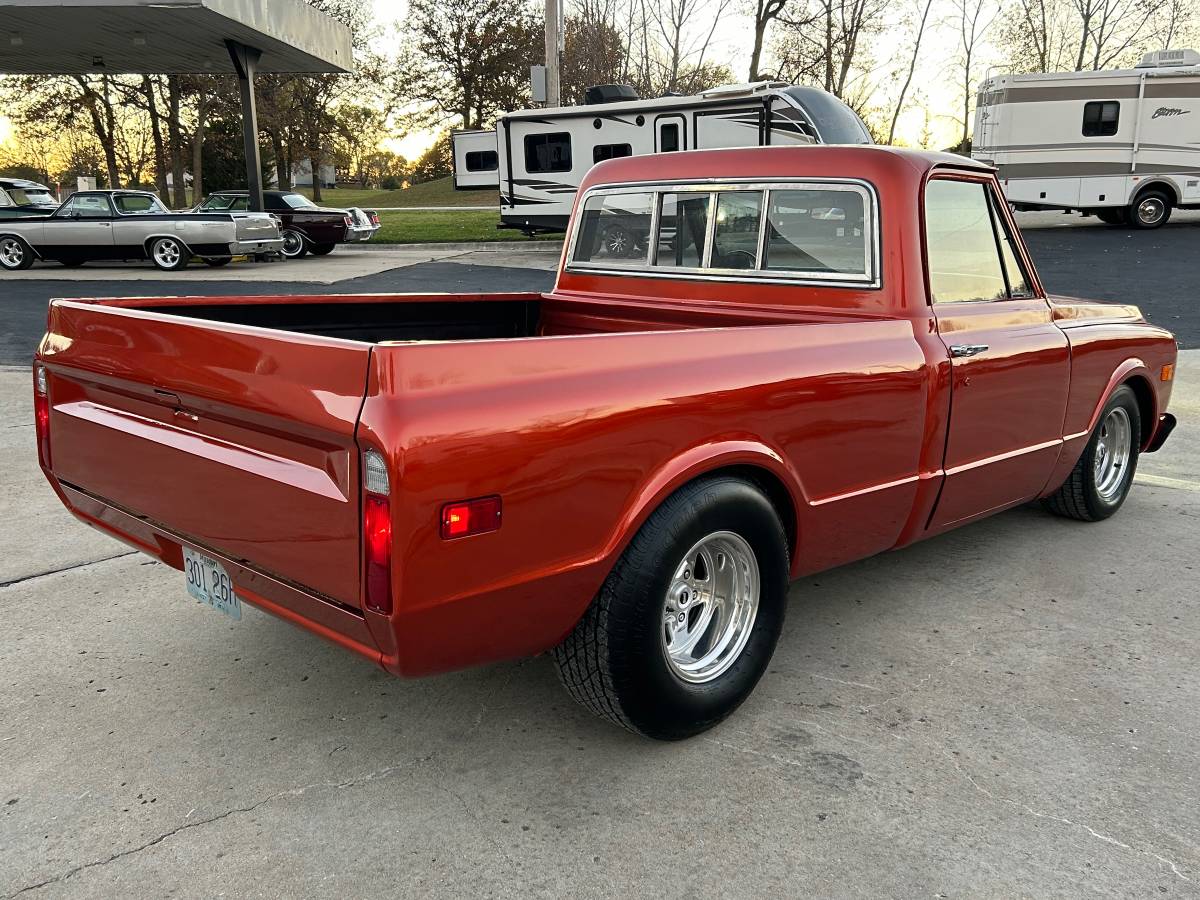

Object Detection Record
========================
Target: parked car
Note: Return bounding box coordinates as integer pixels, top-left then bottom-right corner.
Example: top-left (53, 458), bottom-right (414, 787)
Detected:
top-left (195, 190), bottom-right (380, 258)
top-left (33, 146), bottom-right (1177, 739)
top-left (0, 189), bottom-right (283, 271)
top-left (0, 177), bottom-right (60, 218)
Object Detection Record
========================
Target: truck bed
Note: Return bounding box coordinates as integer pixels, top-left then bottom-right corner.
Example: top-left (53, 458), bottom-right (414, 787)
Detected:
top-left (126, 291), bottom-right (854, 343)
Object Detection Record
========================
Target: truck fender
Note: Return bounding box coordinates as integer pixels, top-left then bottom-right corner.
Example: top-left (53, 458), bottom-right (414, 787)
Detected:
top-left (1083, 357), bottom-right (1157, 447)
top-left (0, 231), bottom-right (42, 259)
top-left (599, 440), bottom-right (808, 577)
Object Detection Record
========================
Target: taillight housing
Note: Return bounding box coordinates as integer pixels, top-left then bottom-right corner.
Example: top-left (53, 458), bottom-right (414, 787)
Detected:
top-left (362, 449), bottom-right (392, 615)
top-left (370, 211), bottom-right (380, 226)
top-left (344, 214), bottom-right (353, 228)
top-left (440, 496), bottom-right (502, 540)
top-left (33, 363), bottom-right (51, 468)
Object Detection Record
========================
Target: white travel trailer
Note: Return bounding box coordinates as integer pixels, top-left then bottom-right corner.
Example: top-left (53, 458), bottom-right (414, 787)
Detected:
top-left (973, 49), bottom-right (1200, 228)
top-left (453, 82), bottom-right (873, 233)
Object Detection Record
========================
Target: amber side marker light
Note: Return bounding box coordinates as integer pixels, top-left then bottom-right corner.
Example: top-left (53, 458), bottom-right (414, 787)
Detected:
top-left (441, 496), bottom-right (502, 540)
top-left (1161, 364), bottom-right (1174, 382)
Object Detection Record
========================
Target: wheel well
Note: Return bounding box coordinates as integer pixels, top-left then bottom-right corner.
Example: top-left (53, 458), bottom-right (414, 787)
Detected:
top-left (1123, 376), bottom-right (1156, 447)
top-left (1132, 180), bottom-right (1179, 205)
top-left (697, 464), bottom-right (798, 558)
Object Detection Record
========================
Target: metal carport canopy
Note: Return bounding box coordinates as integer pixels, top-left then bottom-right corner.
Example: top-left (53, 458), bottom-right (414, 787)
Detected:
top-left (0, 0), bottom-right (353, 210)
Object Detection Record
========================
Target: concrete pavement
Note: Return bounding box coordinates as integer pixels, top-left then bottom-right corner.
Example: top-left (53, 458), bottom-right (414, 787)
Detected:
top-left (1, 353), bottom-right (1197, 897)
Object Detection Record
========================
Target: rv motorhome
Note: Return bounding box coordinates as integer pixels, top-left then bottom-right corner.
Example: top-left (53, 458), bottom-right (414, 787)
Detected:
top-left (452, 82), bottom-right (873, 234)
top-left (973, 49), bottom-right (1200, 228)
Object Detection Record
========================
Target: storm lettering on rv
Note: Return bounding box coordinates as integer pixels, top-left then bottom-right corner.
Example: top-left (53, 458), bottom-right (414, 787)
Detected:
top-left (1151, 107), bottom-right (1190, 119)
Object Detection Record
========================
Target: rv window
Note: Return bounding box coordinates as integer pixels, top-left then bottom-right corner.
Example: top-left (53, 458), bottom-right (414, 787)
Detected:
top-left (465, 150), bottom-right (499, 172)
top-left (593, 143), bottom-right (633, 163)
top-left (711, 192), bottom-right (763, 270)
top-left (572, 192), bottom-right (654, 266)
top-left (654, 192), bottom-right (711, 267)
top-left (660, 123), bottom-right (680, 152)
top-left (924, 180), bottom-right (1008, 303)
top-left (1082, 101), bottom-right (1120, 137)
top-left (524, 133), bottom-right (572, 173)
top-left (763, 188), bottom-right (867, 275)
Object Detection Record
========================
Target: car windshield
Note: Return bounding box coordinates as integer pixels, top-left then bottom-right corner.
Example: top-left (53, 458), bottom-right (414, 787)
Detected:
top-left (114, 194), bottom-right (168, 215)
top-left (201, 195), bottom-right (248, 211)
top-left (10, 188), bottom-right (57, 207)
top-left (279, 193), bottom-right (317, 209)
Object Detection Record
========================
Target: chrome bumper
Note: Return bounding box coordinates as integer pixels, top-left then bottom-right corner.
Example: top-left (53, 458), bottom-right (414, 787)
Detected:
top-left (345, 224), bottom-right (381, 243)
top-left (229, 237), bottom-right (285, 255)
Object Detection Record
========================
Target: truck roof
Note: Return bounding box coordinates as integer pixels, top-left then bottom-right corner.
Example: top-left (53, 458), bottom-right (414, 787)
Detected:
top-left (578, 145), bottom-right (989, 194)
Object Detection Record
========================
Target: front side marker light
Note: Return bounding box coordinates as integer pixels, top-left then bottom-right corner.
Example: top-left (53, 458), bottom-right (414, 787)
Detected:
top-left (1161, 364), bottom-right (1174, 382)
top-left (441, 496), bottom-right (502, 540)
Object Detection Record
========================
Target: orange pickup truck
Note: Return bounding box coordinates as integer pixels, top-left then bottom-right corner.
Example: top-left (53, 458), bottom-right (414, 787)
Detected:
top-left (34, 146), bottom-right (1177, 739)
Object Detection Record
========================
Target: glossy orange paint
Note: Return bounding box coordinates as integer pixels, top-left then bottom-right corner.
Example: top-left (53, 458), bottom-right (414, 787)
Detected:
top-left (35, 147), bottom-right (1178, 678)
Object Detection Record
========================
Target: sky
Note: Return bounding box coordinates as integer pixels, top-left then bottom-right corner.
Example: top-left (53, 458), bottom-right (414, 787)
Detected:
top-left (0, 0), bottom-right (982, 164)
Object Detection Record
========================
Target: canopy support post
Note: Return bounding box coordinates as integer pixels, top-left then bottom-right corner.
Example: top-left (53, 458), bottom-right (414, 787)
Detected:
top-left (226, 39), bottom-right (264, 213)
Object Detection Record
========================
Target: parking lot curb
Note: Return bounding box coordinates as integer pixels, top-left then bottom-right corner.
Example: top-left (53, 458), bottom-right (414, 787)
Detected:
top-left (363, 241), bottom-right (563, 252)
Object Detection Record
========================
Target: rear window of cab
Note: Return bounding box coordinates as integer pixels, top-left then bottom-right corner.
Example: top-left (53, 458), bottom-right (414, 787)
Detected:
top-left (567, 180), bottom-right (877, 285)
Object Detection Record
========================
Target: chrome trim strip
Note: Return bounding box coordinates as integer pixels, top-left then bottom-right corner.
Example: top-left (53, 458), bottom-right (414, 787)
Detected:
top-left (943, 438), bottom-right (1062, 476)
top-left (810, 473), bottom-right (920, 507)
top-left (564, 177), bottom-right (880, 289)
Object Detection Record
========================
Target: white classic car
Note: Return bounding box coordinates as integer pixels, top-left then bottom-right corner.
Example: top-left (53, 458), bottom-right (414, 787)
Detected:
top-left (0, 190), bottom-right (283, 272)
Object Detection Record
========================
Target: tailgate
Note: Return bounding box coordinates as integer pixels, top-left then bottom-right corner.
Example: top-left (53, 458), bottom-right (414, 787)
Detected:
top-left (235, 213), bottom-right (279, 241)
top-left (40, 300), bottom-right (371, 609)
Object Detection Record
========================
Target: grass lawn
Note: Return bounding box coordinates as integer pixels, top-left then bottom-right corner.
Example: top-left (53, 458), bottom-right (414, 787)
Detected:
top-left (374, 209), bottom-right (560, 244)
top-left (297, 177), bottom-right (498, 209)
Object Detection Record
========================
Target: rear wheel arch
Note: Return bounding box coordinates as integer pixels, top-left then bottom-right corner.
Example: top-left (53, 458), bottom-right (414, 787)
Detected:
top-left (1133, 179), bottom-right (1181, 205)
top-left (604, 445), bottom-right (805, 578)
top-left (142, 233), bottom-right (191, 256)
top-left (1121, 374), bottom-right (1158, 448)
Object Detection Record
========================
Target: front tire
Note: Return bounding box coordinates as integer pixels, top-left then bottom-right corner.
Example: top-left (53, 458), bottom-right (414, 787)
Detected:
top-left (149, 236), bottom-right (190, 271)
top-left (554, 476), bottom-right (790, 740)
top-left (1129, 190), bottom-right (1172, 229)
top-left (280, 229), bottom-right (308, 259)
top-left (1043, 385), bottom-right (1140, 521)
top-left (0, 236), bottom-right (35, 270)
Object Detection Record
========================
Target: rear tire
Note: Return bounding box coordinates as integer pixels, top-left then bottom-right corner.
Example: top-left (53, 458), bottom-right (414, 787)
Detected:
top-left (1042, 385), bottom-right (1140, 521)
top-left (0, 236), bottom-right (35, 270)
top-left (1096, 208), bottom-right (1128, 226)
top-left (280, 229), bottom-right (308, 259)
top-left (554, 476), bottom-right (790, 740)
top-left (1129, 190), bottom-right (1172, 229)
top-left (310, 242), bottom-right (336, 256)
top-left (149, 236), bottom-right (190, 271)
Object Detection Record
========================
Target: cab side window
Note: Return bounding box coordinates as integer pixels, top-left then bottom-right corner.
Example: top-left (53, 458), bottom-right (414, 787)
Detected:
top-left (58, 195), bottom-right (112, 218)
top-left (925, 180), bottom-right (1029, 303)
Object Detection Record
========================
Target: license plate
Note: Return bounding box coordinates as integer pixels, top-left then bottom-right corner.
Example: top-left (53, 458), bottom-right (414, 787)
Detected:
top-left (183, 546), bottom-right (242, 620)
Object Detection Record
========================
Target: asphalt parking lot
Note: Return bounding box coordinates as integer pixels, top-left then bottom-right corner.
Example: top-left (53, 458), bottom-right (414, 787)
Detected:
top-left (2, 218), bottom-right (1198, 897)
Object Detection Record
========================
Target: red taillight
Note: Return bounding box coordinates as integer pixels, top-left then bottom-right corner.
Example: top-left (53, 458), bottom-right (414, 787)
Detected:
top-left (33, 363), bottom-right (51, 468)
top-left (370, 211), bottom-right (379, 225)
top-left (440, 496), bottom-right (502, 540)
top-left (344, 214), bottom-right (353, 227)
top-left (362, 449), bottom-right (393, 615)
top-left (364, 494), bottom-right (392, 615)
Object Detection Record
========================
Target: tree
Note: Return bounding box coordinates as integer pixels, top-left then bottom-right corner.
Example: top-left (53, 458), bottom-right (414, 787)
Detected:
top-left (408, 132), bottom-right (453, 183)
top-left (887, 0), bottom-right (934, 144)
top-left (402, 0), bottom-right (541, 129)
top-left (749, 0), bottom-right (789, 81)
top-left (771, 0), bottom-right (885, 105)
top-left (954, 0), bottom-right (998, 151)
top-left (560, 16), bottom-right (628, 104)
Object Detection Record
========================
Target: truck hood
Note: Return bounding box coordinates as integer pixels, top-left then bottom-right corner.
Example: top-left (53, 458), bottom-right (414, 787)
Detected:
top-left (1047, 295), bottom-right (1145, 325)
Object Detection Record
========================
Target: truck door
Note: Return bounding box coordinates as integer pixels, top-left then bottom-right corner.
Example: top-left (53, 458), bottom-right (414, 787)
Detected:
top-left (924, 175), bottom-right (1070, 529)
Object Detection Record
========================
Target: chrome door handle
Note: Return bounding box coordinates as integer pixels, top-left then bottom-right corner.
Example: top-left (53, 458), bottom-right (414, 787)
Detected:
top-left (950, 344), bottom-right (988, 358)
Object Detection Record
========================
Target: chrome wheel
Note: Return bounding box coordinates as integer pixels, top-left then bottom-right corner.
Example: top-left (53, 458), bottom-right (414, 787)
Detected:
top-left (662, 531), bottom-right (759, 684)
top-left (1136, 196), bottom-right (1166, 226)
top-left (152, 238), bottom-right (182, 269)
top-left (1094, 406), bottom-right (1133, 503)
top-left (0, 237), bottom-right (26, 269)
top-left (604, 226), bottom-right (630, 257)
top-left (281, 230), bottom-right (306, 257)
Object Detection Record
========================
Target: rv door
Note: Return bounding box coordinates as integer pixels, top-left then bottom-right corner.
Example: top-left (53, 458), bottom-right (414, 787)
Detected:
top-left (656, 115), bottom-right (687, 152)
top-left (452, 130), bottom-right (501, 190)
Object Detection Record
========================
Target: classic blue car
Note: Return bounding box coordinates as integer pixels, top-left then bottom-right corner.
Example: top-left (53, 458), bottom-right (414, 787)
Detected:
top-left (0, 178), bottom-right (60, 218)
